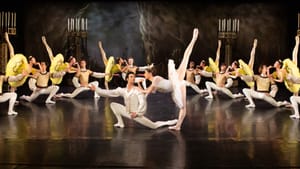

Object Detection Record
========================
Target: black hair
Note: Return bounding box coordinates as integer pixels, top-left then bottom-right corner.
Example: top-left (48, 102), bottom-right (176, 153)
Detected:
top-left (145, 67), bottom-right (157, 76)
top-left (125, 71), bottom-right (135, 80)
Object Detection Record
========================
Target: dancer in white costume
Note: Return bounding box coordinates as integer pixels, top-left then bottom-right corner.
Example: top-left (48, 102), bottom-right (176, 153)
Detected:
top-left (20, 62), bottom-right (64, 104)
top-left (142, 28), bottom-right (199, 131)
top-left (58, 59), bottom-right (106, 98)
top-left (204, 40), bottom-right (243, 99)
top-left (184, 60), bottom-right (207, 94)
top-left (92, 72), bottom-right (178, 129)
top-left (0, 75), bottom-right (18, 115)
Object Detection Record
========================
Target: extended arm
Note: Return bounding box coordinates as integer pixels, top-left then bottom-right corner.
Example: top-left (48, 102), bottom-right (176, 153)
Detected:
top-left (41, 36), bottom-right (54, 61)
top-left (95, 87), bottom-right (124, 97)
top-left (91, 72), bottom-right (106, 78)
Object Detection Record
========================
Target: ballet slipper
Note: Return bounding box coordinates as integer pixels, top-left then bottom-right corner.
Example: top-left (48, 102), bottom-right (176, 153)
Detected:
top-left (46, 100), bottom-right (55, 104)
top-left (205, 95), bottom-right (213, 99)
top-left (114, 123), bottom-right (125, 128)
top-left (8, 111), bottom-right (18, 116)
top-left (246, 104), bottom-right (255, 108)
top-left (290, 114), bottom-right (300, 119)
top-left (168, 125), bottom-right (181, 131)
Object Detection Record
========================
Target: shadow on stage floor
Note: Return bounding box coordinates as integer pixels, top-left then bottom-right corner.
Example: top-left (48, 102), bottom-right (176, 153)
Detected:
top-left (0, 87), bottom-right (299, 168)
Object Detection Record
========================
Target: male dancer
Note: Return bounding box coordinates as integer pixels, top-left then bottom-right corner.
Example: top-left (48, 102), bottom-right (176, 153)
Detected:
top-left (92, 72), bottom-right (178, 129)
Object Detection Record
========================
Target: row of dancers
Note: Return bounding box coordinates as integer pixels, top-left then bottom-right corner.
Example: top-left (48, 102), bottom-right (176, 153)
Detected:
top-left (1, 28), bottom-right (300, 132)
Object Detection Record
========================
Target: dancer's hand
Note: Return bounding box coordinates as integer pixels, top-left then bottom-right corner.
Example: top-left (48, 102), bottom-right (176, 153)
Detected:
top-left (41, 36), bottom-right (46, 43)
top-left (296, 36), bottom-right (299, 44)
top-left (130, 112), bottom-right (138, 118)
top-left (192, 28), bottom-right (199, 41)
top-left (253, 38), bottom-right (258, 47)
top-left (89, 84), bottom-right (96, 91)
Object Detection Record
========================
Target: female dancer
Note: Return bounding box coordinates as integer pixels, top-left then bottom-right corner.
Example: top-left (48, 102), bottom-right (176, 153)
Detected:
top-left (142, 28), bottom-right (199, 131)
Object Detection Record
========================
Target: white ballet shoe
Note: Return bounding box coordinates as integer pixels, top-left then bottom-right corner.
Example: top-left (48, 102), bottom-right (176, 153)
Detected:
top-left (168, 125), bottom-right (181, 131)
top-left (246, 104), bottom-right (255, 108)
top-left (233, 93), bottom-right (244, 98)
top-left (55, 93), bottom-right (64, 98)
top-left (114, 123), bottom-right (124, 128)
top-left (8, 111), bottom-right (18, 116)
top-left (46, 100), bottom-right (56, 104)
top-left (205, 95), bottom-right (213, 99)
top-left (167, 119), bottom-right (178, 126)
top-left (290, 114), bottom-right (300, 119)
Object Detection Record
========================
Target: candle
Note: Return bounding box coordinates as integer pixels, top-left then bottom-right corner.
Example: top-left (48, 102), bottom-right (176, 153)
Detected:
top-left (14, 12), bottom-right (16, 28)
top-left (67, 18), bottom-right (69, 32)
top-left (5, 12), bottom-right (7, 29)
top-left (237, 19), bottom-right (239, 32)
top-left (81, 18), bottom-right (84, 31)
top-left (85, 18), bottom-right (87, 31)
top-left (218, 19), bottom-right (221, 32)
top-left (298, 13), bottom-right (300, 29)
top-left (8, 12), bottom-right (10, 27)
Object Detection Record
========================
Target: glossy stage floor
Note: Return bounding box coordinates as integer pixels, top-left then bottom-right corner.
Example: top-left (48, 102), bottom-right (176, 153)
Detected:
top-left (0, 88), bottom-right (299, 169)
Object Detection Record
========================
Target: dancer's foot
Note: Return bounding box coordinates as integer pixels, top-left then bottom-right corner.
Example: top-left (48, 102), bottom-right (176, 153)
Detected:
top-left (290, 114), bottom-right (300, 119)
top-left (114, 123), bottom-right (124, 128)
top-left (168, 125), bottom-right (181, 131)
top-left (55, 93), bottom-right (64, 98)
top-left (205, 95), bottom-right (213, 99)
top-left (233, 93), bottom-right (244, 98)
top-left (246, 104), bottom-right (255, 108)
top-left (46, 100), bottom-right (55, 104)
top-left (166, 119), bottom-right (178, 126)
top-left (8, 111), bottom-right (18, 116)
top-left (20, 95), bottom-right (30, 101)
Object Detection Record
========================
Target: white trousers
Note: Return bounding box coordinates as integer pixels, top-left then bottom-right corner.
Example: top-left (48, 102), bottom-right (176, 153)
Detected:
top-left (205, 81), bottom-right (238, 99)
top-left (242, 88), bottom-right (282, 107)
top-left (110, 102), bottom-right (176, 129)
top-left (25, 85), bottom-right (59, 103)
top-left (63, 81), bottom-right (99, 98)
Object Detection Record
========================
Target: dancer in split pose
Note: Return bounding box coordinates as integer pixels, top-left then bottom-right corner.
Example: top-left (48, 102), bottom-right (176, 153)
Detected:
top-left (92, 72), bottom-right (178, 129)
top-left (141, 28), bottom-right (199, 131)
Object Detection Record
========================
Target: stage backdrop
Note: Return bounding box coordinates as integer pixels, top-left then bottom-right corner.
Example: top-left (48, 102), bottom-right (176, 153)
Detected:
top-left (5, 1), bottom-right (300, 76)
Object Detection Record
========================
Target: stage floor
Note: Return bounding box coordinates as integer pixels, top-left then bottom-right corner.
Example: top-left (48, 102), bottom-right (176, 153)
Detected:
top-left (0, 89), bottom-right (299, 168)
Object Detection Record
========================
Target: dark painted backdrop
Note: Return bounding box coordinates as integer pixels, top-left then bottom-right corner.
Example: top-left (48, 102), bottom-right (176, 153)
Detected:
top-left (2, 0), bottom-right (300, 77)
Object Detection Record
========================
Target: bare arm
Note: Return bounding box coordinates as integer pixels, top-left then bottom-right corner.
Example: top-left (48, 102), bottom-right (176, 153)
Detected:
top-left (248, 38), bottom-right (257, 70)
top-left (292, 36), bottom-right (299, 66)
top-left (98, 41), bottom-right (108, 65)
top-left (4, 32), bottom-right (15, 58)
top-left (41, 36), bottom-right (54, 61)
top-left (215, 40), bottom-right (222, 67)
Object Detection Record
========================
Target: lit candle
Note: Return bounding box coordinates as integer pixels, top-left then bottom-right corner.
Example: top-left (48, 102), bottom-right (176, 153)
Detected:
top-left (82, 18), bottom-right (84, 31)
top-left (8, 12), bottom-right (10, 28)
top-left (5, 12), bottom-right (7, 29)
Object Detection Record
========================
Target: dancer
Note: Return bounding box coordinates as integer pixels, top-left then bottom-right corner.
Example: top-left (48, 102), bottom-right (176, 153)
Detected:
top-left (4, 32), bottom-right (29, 92)
top-left (204, 40), bottom-right (243, 99)
top-left (125, 56), bottom-right (153, 89)
top-left (185, 60), bottom-right (207, 94)
top-left (58, 59), bottom-right (106, 98)
top-left (92, 72), bottom-right (178, 129)
top-left (287, 36), bottom-right (300, 119)
top-left (0, 75), bottom-right (18, 115)
top-left (141, 28), bottom-right (199, 131)
top-left (20, 62), bottom-right (64, 104)
top-left (98, 41), bottom-right (127, 89)
top-left (242, 64), bottom-right (289, 108)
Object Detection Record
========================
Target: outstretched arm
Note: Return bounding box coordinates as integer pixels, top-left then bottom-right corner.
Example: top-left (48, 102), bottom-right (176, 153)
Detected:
top-left (292, 36), bottom-right (299, 66)
top-left (4, 32), bottom-right (15, 58)
top-left (177, 28), bottom-right (199, 80)
top-left (215, 40), bottom-right (222, 67)
top-left (98, 41), bottom-right (108, 66)
top-left (41, 36), bottom-right (54, 61)
top-left (248, 38), bottom-right (257, 70)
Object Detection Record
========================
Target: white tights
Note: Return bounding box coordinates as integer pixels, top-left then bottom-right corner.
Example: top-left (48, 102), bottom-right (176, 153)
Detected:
top-left (63, 81), bottom-right (100, 98)
top-left (205, 81), bottom-right (242, 99)
top-left (290, 96), bottom-right (300, 118)
top-left (22, 85), bottom-right (59, 103)
top-left (0, 92), bottom-right (17, 115)
top-left (110, 102), bottom-right (177, 129)
top-left (242, 88), bottom-right (286, 108)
